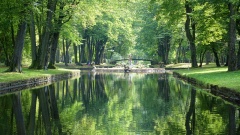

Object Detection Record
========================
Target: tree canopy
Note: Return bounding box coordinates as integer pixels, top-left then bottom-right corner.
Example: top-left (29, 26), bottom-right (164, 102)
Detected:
top-left (0, 0), bottom-right (239, 71)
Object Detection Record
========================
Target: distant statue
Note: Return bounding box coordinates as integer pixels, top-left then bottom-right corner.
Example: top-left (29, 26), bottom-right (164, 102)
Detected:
top-left (92, 65), bottom-right (96, 72)
top-left (124, 65), bottom-right (130, 73)
top-left (159, 62), bottom-right (165, 68)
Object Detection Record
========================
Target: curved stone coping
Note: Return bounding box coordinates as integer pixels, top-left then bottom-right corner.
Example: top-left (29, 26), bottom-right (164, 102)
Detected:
top-left (0, 71), bottom-right (80, 95)
top-left (173, 72), bottom-right (240, 105)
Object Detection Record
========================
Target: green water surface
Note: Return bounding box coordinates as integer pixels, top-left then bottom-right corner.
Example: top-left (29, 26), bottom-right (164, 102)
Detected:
top-left (0, 72), bottom-right (239, 135)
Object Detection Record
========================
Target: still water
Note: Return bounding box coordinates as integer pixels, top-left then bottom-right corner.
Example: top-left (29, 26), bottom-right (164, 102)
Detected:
top-left (0, 72), bottom-right (239, 135)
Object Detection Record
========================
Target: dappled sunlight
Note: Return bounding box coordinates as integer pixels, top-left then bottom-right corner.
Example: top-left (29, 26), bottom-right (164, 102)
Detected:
top-left (166, 63), bottom-right (191, 68)
top-left (186, 68), bottom-right (227, 75)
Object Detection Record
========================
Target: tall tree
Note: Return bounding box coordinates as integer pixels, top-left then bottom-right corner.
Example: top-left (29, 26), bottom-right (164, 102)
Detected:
top-left (7, 1), bottom-right (28, 72)
top-left (37, 0), bottom-right (57, 69)
top-left (48, 0), bottom-right (78, 69)
top-left (227, 2), bottom-right (237, 71)
top-left (48, 1), bottom-right (66, 69)
top-left (29, 9), bottom-right (37, 69)
top-left (185, 1), bottom-right (198, 67)
top-left (236, 4), bottom-right (240, 69)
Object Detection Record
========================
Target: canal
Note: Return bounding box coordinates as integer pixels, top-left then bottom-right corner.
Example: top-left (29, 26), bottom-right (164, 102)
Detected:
top-left (0, 72), bottom-right (239, 134)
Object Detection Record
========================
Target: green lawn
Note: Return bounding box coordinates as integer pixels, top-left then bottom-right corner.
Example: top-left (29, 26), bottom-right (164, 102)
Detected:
top-left (174, 65), bottom-right (240, 92)
top-left (0, 67), bottom-right (76, 83)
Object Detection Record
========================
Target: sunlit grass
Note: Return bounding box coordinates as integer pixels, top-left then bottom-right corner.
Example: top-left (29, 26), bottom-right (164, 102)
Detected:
top-left (0, 67), bottom-right (77, 83)
top-left (174, 65), bottom-right (240, 92)
top-left (177, 67), bottom-right (227, 75)
top-left (166, 63), bottom-right (191, 68)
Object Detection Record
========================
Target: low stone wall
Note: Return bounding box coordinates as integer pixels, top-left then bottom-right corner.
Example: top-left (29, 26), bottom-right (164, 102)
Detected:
top-left (0, 71), bottom-right (80, 95)
top-left (173, 72), bottom-right (240, 105)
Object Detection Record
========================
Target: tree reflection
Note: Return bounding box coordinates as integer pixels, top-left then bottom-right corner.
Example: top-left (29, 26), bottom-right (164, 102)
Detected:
top-left (185, 88), bottom-right (196, 135)
top-left (0, 73), bottom-right (240, 134)
top-left (157, 73), bottom-right (170, 102)
top-left (38, 86), bottom-right (52, 135)
top-left (0, 85), bottom-right (64, 135)
top-left (49, 84), bottom-right (62, 134)
top-left (12, 92), bottom-right (26, 135)
top-left (28, 90), bottom-right (37, 135)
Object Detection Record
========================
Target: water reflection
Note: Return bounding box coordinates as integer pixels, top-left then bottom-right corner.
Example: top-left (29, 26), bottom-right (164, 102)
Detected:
top-left (0, 72), bottom-right (240, 135)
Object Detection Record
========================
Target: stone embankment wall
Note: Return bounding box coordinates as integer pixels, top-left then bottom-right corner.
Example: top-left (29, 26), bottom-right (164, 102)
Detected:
top-left (0, 71), bottom-right (80, 95)
top-left (173, 72), bottom-right (240, 105)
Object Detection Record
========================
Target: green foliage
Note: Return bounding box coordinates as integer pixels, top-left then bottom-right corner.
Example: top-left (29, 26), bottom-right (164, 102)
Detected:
top-left (0, 0), bottom-right (238, 68)
top-left (61, 22), bottom-right (82, 45)
top-left (111, 52), bottom-right (123, 60)
top-left (194, 2), bottom-right (228, 45)
top-left (134, 0), bottom-right (159, 59)
top-left (60, 101), bottom-right (84, 133)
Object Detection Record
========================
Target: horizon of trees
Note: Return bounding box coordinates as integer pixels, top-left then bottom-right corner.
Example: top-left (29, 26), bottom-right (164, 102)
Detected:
top-left (0, 0), bottom-right (239, 72)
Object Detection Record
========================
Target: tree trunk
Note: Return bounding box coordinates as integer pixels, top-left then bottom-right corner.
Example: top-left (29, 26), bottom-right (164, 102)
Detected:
top-left (56, 48), bottom-right (60, 63)
top-left (37, 0), bottom-right (57, 69)
top-left (73, 44), bottom-right (78, 64)
top-left (80, 43), bottom-right (86, 63)
top-left (91, 37), bottom-right (95, 63)
top-left (29, 10), bottom-right (38, 69)
top-left (199, 49), bottom-right (206, 67)
top-left (164, 35), bottom-right (171, 64)
top-left (157, 35), bottom-right (171, 64)
top-left (95, 40), bottom-right (106, 65)
top-left (87, 36), bottom-right (94, 63)
top-left (225, 54), bottom-right (229, 66)
top-left (62, 39), bottom-right (68, 66)
top-left (205, 51), bottom-right (211, 65)
top-left (157, 38), bottom-right (165, 63)
top-left (78, 45), bottom-right (81, 65)
top-left (237, 41), bottom-right (240, 69)
top-left (183, 47), bottom-right (189, 63)
top-left (48, 2), bottom-right (65, 69)
top-left (99, 45), bottom-right (105, 64)
top-left (11, 21), bottom-right (15, 49)
top-left (7, 20), bottom-right (27, 72)
top-left (66, 40), bottom-right (71, 63)
top-left (212, 46), bottom-right (221, 67)
top-left (176, 38), bottom-right (183, 63)
top-left (1, 40), bottom-right (11, 66)
top-left (228, 2), bottom-right (237, 71)
top-left (48, 32), bottom-right (60, 69)
top-left (81, 30), bottom-right (88, 63)
top-left (185, 1), bottom-right (198, 68)
top-left (236, 6), bottom-right (240, 70)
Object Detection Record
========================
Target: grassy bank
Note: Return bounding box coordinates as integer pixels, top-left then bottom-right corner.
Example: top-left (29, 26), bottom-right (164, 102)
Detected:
top-left (2, 63), bottom-right (239, 94)
top-left (173, 64), bottom-right (240, 92)
top-left (0, 67), bottom-right (76, 83)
